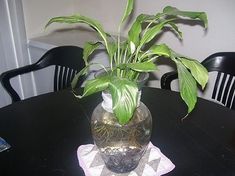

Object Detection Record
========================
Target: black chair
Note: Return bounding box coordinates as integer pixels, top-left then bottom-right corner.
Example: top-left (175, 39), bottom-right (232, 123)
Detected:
top-left (161, 52), bottom-right (235, 110)
top-left (0, 46), bottom-right (85, 103)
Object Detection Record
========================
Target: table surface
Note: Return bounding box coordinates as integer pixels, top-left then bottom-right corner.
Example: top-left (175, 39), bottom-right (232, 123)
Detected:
top-left (0, 87), bottom-right (235, 176)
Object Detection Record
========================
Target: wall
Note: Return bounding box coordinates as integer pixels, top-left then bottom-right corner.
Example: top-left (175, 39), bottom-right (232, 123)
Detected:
top-left (22, 0), bottom-right (76, 38)
top-left (22, 0), bottom-right (235, 59)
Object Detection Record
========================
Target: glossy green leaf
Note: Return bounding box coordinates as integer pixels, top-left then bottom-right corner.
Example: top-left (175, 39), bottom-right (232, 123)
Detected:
top-left (120, 0), bottom-right (134, 24)
top-left (149, 44), bottom-right (172, 57)
top-left (139, 19), bottom-right (173, 47)
top-left (128, 14), bottom-right (154, 46)
top-left (119, 62), bottom-right (157, 72)
top-left (46, 14), bottom-right (112, 56)
top-left (109, 77), bottom-right (138, 125)
top-left (71, 66), bottom-right (89, 90)
top-left (179, 57), bottom-right (208, 89)
top-left (168, 22), bottom-right (183, 39)
top-left (163, 6), bottom-right (208, 28)
top-left (176, 61), bottom-right (197, 113)
top-left (108, 42), bottom-right (118, 61)
top-left (82, 74), bottom-right (110, 97)
top-left (83, 42), bottom-right (101, 65)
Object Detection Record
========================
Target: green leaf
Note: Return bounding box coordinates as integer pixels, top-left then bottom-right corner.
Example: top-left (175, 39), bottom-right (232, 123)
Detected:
top-left (176, 61), bottom-right (197, 113)
top-left (109, 77), bottom-right (138, 125)
top-left (120, 0), bottom-right (134, 24)
top-left (82, 74), bottom-right (110, 97)
top-left (83, 42), bottom-right (101, 65)
top-left (108, 42), bottom-right (118, 61)
top-left (139, 19), bottom-right (173, 47)
top-left (119, 62), bottom-right (157, 72)
top-left (163, 6), bottom-right (208, 28)
top-left (46, 14), bottom-right (112, 56)
top-left (45, 16), bottom-right (80, 27)
top-left (128, 14), bottom-right (153, 46)
top-left (168, 22), bottom-right (183, 39)
top-left (71, 66), bottom-right (88, 90)
top-left (149, 44), bottom-right (172, 57)
top-left (179, 57), bottom-right (208, 89)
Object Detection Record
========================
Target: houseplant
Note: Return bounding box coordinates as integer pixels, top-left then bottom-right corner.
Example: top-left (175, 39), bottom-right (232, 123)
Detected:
top-left (46, 0), bottom-right (208, 173)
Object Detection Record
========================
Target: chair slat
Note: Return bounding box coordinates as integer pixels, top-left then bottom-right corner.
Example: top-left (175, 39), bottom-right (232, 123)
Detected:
top-left (231, 95), bottom-right (235, 110)
top-left (70, 70), bottom-right (76, 82)
top-left (54, 65), bottom-right (59, 91)
top-left (226, 79), bottom-right (235, 108)
top-left (67, 68), bottom-right (73, 86)
top-left (216, 73), bottom-right (227, 102)
top-left (212, 72), bottom-right (221, 100)
top-left (62, 67), bottom-right (69, 89)
top-left (58, 66), bottom-right (64, 91)
top-left (222, 75), bottom-right (233, 105)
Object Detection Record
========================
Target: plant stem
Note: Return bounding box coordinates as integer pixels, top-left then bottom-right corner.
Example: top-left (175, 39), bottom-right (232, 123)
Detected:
top-left (117, 26), bottom-right (122, 77)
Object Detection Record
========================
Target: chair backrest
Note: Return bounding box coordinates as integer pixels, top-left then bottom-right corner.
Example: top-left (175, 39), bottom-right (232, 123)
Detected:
top-left (201, 52), bottom-right (235, 109)
top-left (0, 46), bottom-right (85, 102)
top-left (161, 52), bottom-right (235, 110)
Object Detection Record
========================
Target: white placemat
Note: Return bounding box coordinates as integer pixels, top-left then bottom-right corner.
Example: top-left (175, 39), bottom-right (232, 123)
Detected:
top-left (77, 142), bottom-right (175, 176)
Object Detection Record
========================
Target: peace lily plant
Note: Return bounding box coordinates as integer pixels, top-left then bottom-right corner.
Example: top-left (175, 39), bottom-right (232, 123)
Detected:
top-left (46, 0), bottom-right (208, 125)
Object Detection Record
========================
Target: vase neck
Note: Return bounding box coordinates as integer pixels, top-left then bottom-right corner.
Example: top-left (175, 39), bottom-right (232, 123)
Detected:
top-left (101, 91), bottom-right (142, 113)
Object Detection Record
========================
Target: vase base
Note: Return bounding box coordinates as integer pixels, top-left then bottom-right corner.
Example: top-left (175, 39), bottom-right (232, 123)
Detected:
top-left (100, 146), bottom-right (143, 173)
top-left (106, 163), bottom-right (138, 173)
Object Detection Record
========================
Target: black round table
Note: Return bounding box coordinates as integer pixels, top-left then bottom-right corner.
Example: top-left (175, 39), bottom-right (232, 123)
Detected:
top-left (0, 87), bottom-right (235, 176)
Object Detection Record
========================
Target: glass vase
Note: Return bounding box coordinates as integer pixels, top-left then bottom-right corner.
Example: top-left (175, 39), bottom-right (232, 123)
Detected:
top-left (91, 92), bottom-right (152, 173)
